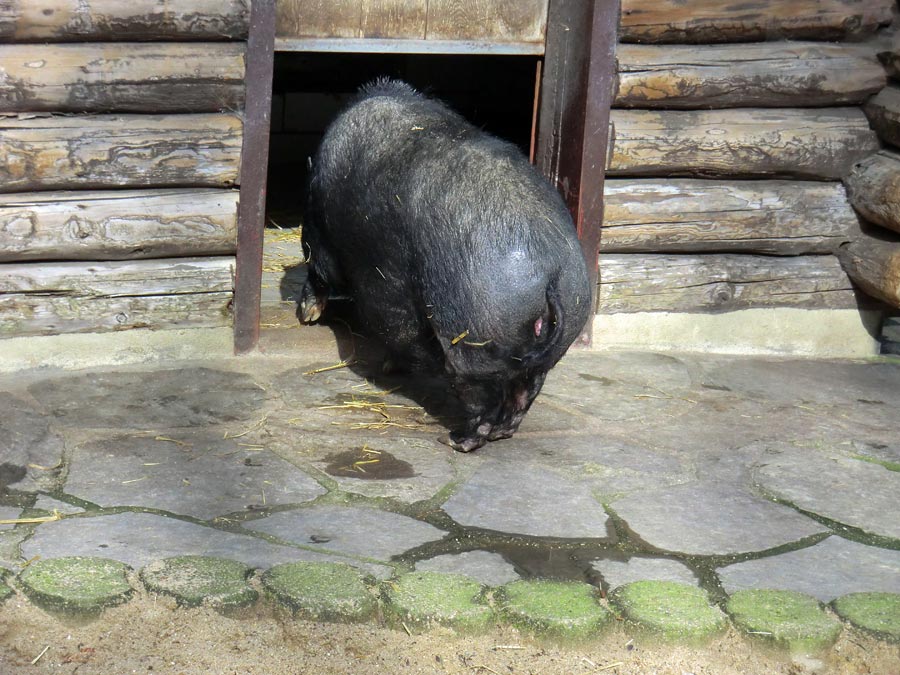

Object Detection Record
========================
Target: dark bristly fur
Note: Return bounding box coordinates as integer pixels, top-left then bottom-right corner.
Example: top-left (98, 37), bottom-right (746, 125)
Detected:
top-left (301, 79), bottom-right (591, 452)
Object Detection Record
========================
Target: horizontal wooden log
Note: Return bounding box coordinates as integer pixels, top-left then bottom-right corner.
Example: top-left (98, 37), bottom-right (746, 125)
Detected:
top-left (0, 257), bottom-right (234, 336)
top-left (0, 114), bottom-right (242, 192)
top-left (0, 189), bottom-right (238, 262)
top-left (619, 0), bottom-right (893, 43)
top-left (874, 25), bottom-right (900, 79)
top-left (864, 85), bottom-right (900, 148)
top-left (845, 152), bottom-right (900, 236)
top-left (0, 43), bottom-right (245, 114)
top-left (616, 42), bottom-right (884, 109)
top-left (838, 231), bottom-right (900, 307)
top-left (602, 179), bottom-right (857, 255)
top-left (597, 253), bottom-right (859, 313)
top-left (609, 108), bottom-right (879, 179)
top-left (0, 1), bottom-right (249, 41)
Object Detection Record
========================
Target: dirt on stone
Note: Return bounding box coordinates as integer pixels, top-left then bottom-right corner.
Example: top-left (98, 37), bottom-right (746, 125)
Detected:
top-left (1, 593), bottom-right (898, 675)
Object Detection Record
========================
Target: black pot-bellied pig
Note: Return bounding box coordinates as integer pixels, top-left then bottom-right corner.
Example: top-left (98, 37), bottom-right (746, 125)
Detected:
top-left (300, 79), bottom-right (591, 452)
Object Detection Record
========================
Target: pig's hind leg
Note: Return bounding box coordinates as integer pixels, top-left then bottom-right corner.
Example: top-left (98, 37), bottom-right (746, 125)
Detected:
top-left (298, 219), bottom-right (343, 324)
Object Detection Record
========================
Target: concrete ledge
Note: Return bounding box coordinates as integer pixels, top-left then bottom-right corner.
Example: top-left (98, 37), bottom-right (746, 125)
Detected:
top-left (591, 308), bottom-right (882, 358)
top-left (0, 327), bottom-right (233, 373)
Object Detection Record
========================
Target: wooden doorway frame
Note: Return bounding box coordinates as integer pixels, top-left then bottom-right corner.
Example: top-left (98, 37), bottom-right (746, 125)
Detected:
top-left (232, 0), bottom-right (618, 353)
top-left (535, 0), bottom-right (620, 346)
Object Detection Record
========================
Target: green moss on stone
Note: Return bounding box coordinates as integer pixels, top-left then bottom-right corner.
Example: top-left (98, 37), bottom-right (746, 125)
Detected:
top-left (499, 579), bottom-right (611, 642)
top-left (610, 581), bottom-right (726, 643)
top-left (140, 556), bottom-right (258, 609)
top-left (726, 589), bottom-right (842, 653)
top-left (832, 592), bottom-right (900, 642)
top-left (262, 561), bottom-right (375, 622)
top-left (382, 571), bottom-right (494, 634)
top-left (18, 557), bottom-right (132, 615)
top-left (0, 568), bottom-right (13, 604)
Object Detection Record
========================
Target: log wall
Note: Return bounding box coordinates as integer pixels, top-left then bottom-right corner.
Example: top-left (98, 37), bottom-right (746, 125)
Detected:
top-left (0, 1), bottom-right (250, 338)
top-left (600, 0), bottom-right (892, 317)
top-left (841, 13), bottom-right (900, 311)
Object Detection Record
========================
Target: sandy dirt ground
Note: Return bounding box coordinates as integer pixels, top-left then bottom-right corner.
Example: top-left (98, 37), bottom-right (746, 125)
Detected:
top-left (1, 593), bottom-right (897, 675)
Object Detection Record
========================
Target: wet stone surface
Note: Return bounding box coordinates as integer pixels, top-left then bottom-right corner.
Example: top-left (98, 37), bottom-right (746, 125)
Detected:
top-left (0, 347), bottom-right (899, 645)
top-left (442, 459), bottom-right (610, 539)
top-left (609, 482), bottom-right (827, 556)
top-left (718, 536), bottom-right (900, 602)
top-left (280, 433), bottom-right (456, 504)
top-left (21, 511), bottom-right (389, 576)
top-left (0, 394), bottom-right (65, 493)
top-left (243, 504), bottom-right (446, 563)
top-left (65, 435), bottom-right (326, 520)
top-left (591, 556), bottom-right (699, 591)
top-left (754, 443), bottom-right (900, 541)
top-left (28, 367), bottom-right (269, 429)
top-left (0, 508), bottom-right (20, 532)
top-left (414, 551), bottom-right (520, 587)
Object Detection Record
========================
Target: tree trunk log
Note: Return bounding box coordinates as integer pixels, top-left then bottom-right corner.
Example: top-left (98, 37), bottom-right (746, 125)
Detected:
top-left (602, 179), bottom-right (857, 254)
top-left (0, 114), bottom-right (242, 192)
top-left (597, 253), bottom-right (858, 313)
top-left (619, 0), bottom-right (893, 44)
top-left (844, 151), bottom-right (900, 236)
top-left (0, 1), bottom-right (249, 41)
top-left (864, 85), bottom-right (900, 148)
top-left (0, 189), bottom-right (238, 262)
top-left (616, 42), bottom-right (884, 109)
top-left (0, 256), bottom-right (234, 336)
top-left (838, 231), bottom-right (900, 307)
top-left (0, 43), bottom-right (245, 114)
top-left (609, 108), bottom-right (879, 179)
top-left (873, 25), bottom-right (900, 80)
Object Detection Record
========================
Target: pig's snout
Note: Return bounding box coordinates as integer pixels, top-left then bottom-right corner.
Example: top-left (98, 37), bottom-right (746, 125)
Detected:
top-left (449, 374), bottom-right (545, 452)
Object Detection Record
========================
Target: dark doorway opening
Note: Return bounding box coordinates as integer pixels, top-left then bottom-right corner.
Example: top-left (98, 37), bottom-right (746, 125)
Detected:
top-left (265, 51), bottom-right (540, 228)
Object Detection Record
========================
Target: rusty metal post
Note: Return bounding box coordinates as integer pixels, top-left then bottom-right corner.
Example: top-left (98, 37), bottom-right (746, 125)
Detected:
top-left (536, 0), bottom-right (620, 345)
top-left (234, 0), bottom-right (276, 354)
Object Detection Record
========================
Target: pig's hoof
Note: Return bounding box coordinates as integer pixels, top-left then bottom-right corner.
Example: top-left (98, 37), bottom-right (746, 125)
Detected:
top-left (446, 432), bottom-right (488, 453)
top-left (487, 428), bottom-right (515, 441)
top-left (299, 285), bottom-right (326, 323)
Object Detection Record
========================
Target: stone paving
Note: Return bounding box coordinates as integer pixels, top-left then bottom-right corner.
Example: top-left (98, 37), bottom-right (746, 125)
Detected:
top-left (1, 325), bottom-right (900, 645)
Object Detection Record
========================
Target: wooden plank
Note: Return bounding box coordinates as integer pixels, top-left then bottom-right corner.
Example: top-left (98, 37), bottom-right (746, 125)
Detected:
top-left (845, 151), bottom-right (900, 236)
top-left (619, 0), bottom-right (893, 44)
top-left (426, 0), bottom-right (547, 42)
top-left (616, 42), bottom-right (884, 109)
top-left (274, 37), bottom-right (544, 54)
top-left (0, 0), bottom-right (249, 41)
top-left (0, 189), bottom-right (238, 262)
top-left (276, 0), bottom-right (361, 39)
top-left (838, 230), bottom-right (900, 308)
top-left (864, 85), bottom-right (900, 148)
top-left (609, 108), bottom-right (879, 179)
top-left (602, 179), bottom-right (856, 255)
top-left (0, 257), bottom-right (234, 337)
top-left (0, 43), bottom-right (245, 114)
top-left (361, 0), bottom-right (427, 39)
top-left (234, 0), bottom-right (275, 354)
top-left (537, 0), bottom-right (620, 345)
top-left (597, 253), bottom-right (859, 313)
top-left (0, 113), bottom-right (242, 193)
